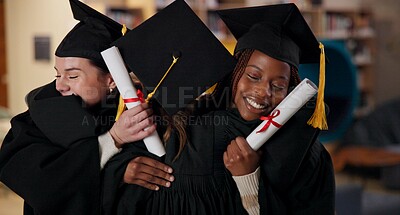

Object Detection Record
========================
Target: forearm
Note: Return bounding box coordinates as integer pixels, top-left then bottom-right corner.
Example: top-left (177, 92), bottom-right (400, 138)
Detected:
top-left (232, 167), bottom-right (260, 215)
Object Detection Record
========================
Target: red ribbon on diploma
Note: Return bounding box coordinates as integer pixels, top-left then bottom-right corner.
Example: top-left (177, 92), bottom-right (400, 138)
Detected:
top-left (123, 89), bottom-right (145, 104)
top-left (256, 110), bottom-right (282, 133)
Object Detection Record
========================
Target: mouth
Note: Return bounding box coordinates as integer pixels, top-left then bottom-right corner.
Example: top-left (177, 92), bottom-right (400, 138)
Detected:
top-left (60, 92), bottom-right (74, 97)
top-left (245, 97), bottom-right (267, 111)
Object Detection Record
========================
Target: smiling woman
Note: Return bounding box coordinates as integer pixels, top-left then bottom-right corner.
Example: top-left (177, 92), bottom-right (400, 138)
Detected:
top-left (232, 50), bottom-right (291, 121)
top-left (214, 3), bottom-right (335, 214)
top-left (54, 57), bottom-right (115, 108)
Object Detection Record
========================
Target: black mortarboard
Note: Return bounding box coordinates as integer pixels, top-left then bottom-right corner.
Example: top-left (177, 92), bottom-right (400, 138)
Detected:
top-left (218, 3), bottom-right (328, 130)
top-left (55, 0), bottom-right (127, 70)
top-left (112, 0), bottom-right (236, 115)
top-left (217, 3), bottom-right (320, 69)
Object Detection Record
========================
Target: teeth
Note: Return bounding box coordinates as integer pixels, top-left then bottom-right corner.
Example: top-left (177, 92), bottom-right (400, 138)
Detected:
top-left (246, 98), bottom-right (265, 109)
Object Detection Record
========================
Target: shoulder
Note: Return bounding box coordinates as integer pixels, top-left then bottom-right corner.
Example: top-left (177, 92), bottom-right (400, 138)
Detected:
top-left (10, 110), bottom-right (35, 129)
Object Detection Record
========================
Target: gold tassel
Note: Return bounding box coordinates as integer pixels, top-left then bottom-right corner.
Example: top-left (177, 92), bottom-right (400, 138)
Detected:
top-left (115, 95), bottom-right (126, 121)
top-left (204, 83), bottom-right (218, 95)
top-left (307, 42), bottom-right (328, 130)
top-left (121, 24), bottom-right (127, 36)
top-left (146, 55), bottom-right (179, 103)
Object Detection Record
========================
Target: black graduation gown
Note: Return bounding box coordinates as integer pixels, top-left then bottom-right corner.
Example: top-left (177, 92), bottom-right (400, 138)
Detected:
top-left (102, 106), bottom-right (335, 215)
top-left (0, 81), bottom-right (116, 215)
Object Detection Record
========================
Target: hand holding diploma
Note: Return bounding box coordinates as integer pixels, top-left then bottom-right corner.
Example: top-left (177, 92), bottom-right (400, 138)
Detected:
top-left (101, 46), bottom-right (166, 157)
top-left (246, 79), bottom-right (318, 151)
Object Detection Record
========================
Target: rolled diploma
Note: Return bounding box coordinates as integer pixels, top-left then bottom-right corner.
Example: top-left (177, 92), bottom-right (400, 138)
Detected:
top-left (101, 46), bottom-right (166, 157)
top-left (246, 78), bottom-right (318, 151)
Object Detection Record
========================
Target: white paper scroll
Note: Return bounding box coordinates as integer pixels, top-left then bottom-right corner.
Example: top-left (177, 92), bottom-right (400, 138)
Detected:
top-left (246, 78), bottom-right (318, 151)
top-left (101, 46), bottom-right (166, 157)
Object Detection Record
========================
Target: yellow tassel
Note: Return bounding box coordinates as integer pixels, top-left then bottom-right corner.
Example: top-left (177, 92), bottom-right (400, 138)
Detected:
top-left (146, 55), bottom-right (179, 103)
top-left (121, 24), bottom-right (127, 36)
top-left (115, 95), bottom-right (126, 121)
top-left (307, 42), bottom-right (328, 130)
top-left (204, 83), bottom-right (218, 95)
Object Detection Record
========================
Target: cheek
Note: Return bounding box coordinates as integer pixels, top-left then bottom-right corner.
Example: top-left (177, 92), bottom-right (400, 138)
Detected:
top-left (77, 80), bottom-right (106, 102)
top-left (234, 79), bottom-right (247, 104)
top-left (271, 90), bottom-right (288, 107)
top-left (83, 87), bottom-right (100, 98)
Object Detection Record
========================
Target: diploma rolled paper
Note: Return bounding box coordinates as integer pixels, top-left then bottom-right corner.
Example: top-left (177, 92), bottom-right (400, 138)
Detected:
top-left (101, 46), bottom-right (166, 157)
top-left (246, 78), bottom-right (318, 151)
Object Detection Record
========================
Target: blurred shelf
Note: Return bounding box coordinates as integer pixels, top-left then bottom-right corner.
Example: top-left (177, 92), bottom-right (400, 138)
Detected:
top-left (102, 0), bottom-right (377, 120)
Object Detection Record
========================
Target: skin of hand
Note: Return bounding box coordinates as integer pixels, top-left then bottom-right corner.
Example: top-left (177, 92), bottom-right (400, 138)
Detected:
top-left (223, 136), bottom-right (261, 176)
top-left (123, 156), bottom-right (175, 191)
top-left (109, 103), bottom-right (156, 148)
top-left (108, 95), bottom-right (174, 190)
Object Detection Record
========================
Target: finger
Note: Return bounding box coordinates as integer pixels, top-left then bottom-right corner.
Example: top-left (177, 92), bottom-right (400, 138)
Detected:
top-left (123, 103), bottom-right (152, 119)
top-left (135, 161), bottom-right (173, 180)
top-left (131, 117), bottom-right (155, 133)
top-left (127, 109), bottom-right (153, 126)
top-left (129, 179), bottom-right (160, 191)
top-left (228, 139), bottom-right (241, 160)
top-left (139, 102), bottom-right (150, 109)
top-left (134, 124), bottom-right (157, 140)
top-left (125, 159), bottom-right (174, 187)
top-left (134, 157), bottom-right (173, 174)
top-left (225, 142), bottom-right (233, 160)
top-left (132, 172), bottom-right (172, 188)
top-left (134, 108), bottom-right (154, 123)
top-left (235, 136), bottom-right (255, 154)
top-left (223, 151), bottom-right (231, 167)
top-left (125, 160), bottom-right (173, 187)
top-left (123, 104), bottom-right (146, 118)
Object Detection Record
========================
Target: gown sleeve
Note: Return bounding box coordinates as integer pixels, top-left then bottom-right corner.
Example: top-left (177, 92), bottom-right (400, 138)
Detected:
top-left (0, 111), bottom-right (102, 215)
top-left (101, 140), bottom-right (155, 215)
top-left (284, 142), bottom-right (335, 215)
top-left (233, 167), bottom-right (260, 215)
top-left (98, 131), bottom-right (122, 169)
top-left (0, 81), bottom-right (110, 215)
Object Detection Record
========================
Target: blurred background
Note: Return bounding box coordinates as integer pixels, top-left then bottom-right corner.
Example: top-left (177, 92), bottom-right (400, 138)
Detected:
top-left (0, 0), bottom-right (400, 214)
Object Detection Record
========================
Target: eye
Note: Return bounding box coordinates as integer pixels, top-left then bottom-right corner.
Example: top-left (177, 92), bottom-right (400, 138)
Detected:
top-left (69, 76), bottom-right (78, 79)
top-left (55, 75), bottom-right (61, 78)
top-left (247, 73), bottom-right (260, 81)
top-left (272, 84), bottom-right (285, 90)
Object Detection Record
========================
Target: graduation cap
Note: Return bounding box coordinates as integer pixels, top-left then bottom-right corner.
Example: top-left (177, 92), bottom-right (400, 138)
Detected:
top-left (112, 0), bottom-right (236, 115)
top-left (55, 0), bottom-right (128, 71)
top-left (217, 3), bottom-right (328, 130)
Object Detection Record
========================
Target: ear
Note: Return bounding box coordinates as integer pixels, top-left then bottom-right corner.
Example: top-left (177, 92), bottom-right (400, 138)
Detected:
top-left (106, 73), bottom-right (116, 89)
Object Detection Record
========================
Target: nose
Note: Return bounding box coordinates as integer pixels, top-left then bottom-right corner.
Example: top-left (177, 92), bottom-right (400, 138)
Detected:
top-left (55, 77), bottom-right (70, 94)
top-left (254, 83), bottom-right (272, 98)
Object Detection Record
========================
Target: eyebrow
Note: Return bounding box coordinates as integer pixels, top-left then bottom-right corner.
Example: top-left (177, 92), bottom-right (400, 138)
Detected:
top-left (246, 64), bottom-right (290, 81)
top-left (246, 64), bottom-right (263, 72)
top-left (53, 66), bottom-right (82, 72)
